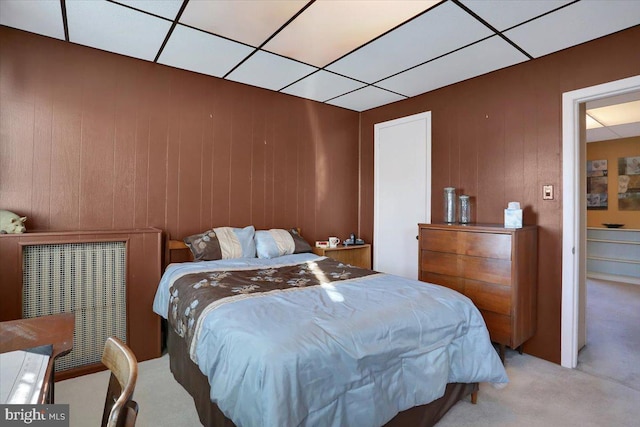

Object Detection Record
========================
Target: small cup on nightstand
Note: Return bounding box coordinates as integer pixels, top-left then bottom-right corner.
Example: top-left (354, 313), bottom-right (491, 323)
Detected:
top-left (328, 237), bottom-right (340, 248)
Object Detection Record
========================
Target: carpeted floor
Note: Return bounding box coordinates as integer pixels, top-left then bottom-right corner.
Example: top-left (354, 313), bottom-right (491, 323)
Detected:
top-left (56, 279), bottom-right (640, 426)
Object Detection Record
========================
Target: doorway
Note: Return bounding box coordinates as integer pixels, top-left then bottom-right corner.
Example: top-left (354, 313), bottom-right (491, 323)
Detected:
top-left (373, 112), bottom-right (431, 279)
top-left (561, 74), bottom-right (640, 368)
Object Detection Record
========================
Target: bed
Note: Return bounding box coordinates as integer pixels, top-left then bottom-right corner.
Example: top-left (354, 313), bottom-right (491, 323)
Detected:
top-left (153, 227), bottom-right (507, 427)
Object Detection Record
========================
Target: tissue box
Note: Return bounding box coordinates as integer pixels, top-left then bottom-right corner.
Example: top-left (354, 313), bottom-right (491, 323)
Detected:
top-left (504, 209), bottom-right (523, 228)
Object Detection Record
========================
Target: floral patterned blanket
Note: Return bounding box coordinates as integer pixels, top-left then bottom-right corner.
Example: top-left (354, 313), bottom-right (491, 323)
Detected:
top-left (167, 257), bottom-right (377, 362)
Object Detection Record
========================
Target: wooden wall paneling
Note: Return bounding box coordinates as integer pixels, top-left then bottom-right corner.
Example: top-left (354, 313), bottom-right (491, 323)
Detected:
top-left (229, 84), bottom-right (254, 228)
top-left (0, 98), bottom-right (34, 217)
top-left (112, 61), bottom-right (143, 230)
top-left (502, 72), bottom-right (526, 211)
top-left (283, 106), bottom-right (300, 229)
top-left (49, 48), bottom-right (83, 230)
top-left (177, 74), bottom-right (207, 237)
top-left (477, 80), bottom-right (506, 224)
top-left (271, 97), bottom-right (292, 228)
top-left (198, 81), bottom-right (215, 232)
top-left (163, 69), bottom-right (183, 238)
top-left (210, 80), bottom-right (233, 229)
top-left (79, 50), bottom-right (118, 230)
top-left (299, 101), bottom-right (317, 240)
top-left (262, 96), bottom-right (276, 230)
top-left (250, 91), bottom-right (268, 231)
top-left (30, 40), bottom-right (58, 231)
top-left (146, 65), bottom-right (172, 231)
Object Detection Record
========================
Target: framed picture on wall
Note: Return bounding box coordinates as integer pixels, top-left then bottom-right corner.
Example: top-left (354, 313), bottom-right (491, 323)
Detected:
top-left (618, 156), bottom-right (640, 211)
top-left (587, 159), bottom-right (608, 210)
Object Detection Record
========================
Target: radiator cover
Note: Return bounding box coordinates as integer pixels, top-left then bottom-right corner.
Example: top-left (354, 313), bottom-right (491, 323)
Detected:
top-left (22, 241), bottom-right (127, 372)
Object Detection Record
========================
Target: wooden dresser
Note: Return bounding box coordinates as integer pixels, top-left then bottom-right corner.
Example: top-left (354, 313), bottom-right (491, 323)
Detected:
top-left (418, 223), bottom-right (537, 358)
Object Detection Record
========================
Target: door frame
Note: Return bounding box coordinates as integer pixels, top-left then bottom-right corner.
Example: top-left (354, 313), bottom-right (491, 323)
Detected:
top-left (561, 74), bottom-right (640, 368)
top-left (373, 111), bottom-right (432, 274)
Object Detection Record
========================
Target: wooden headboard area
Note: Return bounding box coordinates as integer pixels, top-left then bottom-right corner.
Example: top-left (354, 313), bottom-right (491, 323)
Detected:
top-left (164, 237), bottom-right (193, 270)
top-left (163, 228), bottom-right (304, 272)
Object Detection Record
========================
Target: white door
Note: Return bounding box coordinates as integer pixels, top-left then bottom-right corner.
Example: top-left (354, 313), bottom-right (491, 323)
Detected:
top-left (374, 112), bottom-right (431, 279)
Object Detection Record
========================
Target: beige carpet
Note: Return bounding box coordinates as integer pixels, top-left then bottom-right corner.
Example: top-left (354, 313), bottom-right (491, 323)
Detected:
top-left (57, 279), bottom-right (640, 426)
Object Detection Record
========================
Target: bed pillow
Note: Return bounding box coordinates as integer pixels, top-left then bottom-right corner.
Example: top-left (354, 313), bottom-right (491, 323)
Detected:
top-left (183, 225), bottom-right (256, 261)
top-left (255, 228), bottom-right (313, 259)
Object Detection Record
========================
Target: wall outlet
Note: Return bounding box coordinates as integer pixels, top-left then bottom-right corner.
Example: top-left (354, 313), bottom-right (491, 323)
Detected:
top-left (543, 185), bottom-right (554, 200)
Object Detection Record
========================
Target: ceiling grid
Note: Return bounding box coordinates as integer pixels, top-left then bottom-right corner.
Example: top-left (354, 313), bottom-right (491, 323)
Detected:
top-left (0, 0), bottom-right (638, 113)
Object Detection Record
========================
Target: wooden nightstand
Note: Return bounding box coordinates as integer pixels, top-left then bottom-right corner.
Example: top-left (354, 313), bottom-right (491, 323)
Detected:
top-left (312, 244), bottom-right (372, 269)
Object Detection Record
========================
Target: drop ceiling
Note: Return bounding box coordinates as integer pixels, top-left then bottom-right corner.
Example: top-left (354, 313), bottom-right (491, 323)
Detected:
top-left (586, 92), bottom-right (640, 143)
top-left (1, 0), bottom-right (639, 112)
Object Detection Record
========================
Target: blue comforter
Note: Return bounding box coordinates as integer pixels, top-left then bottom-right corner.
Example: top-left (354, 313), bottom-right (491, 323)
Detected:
top-left (153, 253), bottom-right (508, 427)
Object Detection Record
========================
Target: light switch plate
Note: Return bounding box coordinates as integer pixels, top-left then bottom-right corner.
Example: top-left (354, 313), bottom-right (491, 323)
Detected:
top-left (543, 185), bottom-right (554, 200)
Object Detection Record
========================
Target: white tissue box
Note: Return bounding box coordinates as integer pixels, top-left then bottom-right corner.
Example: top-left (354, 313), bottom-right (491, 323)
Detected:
top-left (504, 209), bottom-right (523, 228)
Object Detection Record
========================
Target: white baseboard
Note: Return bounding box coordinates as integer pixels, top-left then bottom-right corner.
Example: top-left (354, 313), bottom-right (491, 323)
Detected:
top-left (587, 272), bottom-right (640, 286)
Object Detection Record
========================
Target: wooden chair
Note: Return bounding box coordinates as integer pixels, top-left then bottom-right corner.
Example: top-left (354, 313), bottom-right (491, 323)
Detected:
top-left (101, 337), bottom-right (139, 427)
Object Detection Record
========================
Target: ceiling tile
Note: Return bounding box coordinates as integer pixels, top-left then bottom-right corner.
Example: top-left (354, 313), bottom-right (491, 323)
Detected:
top-left (66, 0), bottom-right (171, 61)
top-left (377, 36), bottom-right (528, 97)
top-left (588, 101), bottom-right (640, 127)
top-left (326, 86), bottom-right (406, 112)
top-left (180, 0), bottom-right (306, 47)
top-left (281, 70), bottom-right (366, 103)
top-left (504, 0), bottom-right (640, 58)
top-left (112, 0), bottom-right (183, 20)
top-left (158, 25), bottom-right (254, 78)
top-left (226, 51), bottom-right (317, 91)
top-left (460, 0), bottom-right (572, 31)
top-left (0, 0), bottom-right (65, 40)
top-left (586, 126), bottom-right (625, 143)
top-left (264, 0), bottom-right (441, 67)
top-left (326, 1), bottom-right (493, 83)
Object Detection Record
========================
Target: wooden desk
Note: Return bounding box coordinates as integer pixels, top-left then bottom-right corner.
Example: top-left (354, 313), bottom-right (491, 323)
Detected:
top-left (0, 313), bottom-right (75, 403)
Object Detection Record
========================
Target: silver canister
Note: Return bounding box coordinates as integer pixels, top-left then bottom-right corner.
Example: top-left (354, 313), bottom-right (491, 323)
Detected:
top-left (459, 195), bottom-right (470, 224)
top-left (444, 187), bottom-right (456, 223)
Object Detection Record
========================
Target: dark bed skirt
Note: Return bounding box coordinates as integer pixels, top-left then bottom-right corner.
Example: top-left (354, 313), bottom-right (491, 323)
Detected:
top-left (167, 328), bottom-right (478, 427)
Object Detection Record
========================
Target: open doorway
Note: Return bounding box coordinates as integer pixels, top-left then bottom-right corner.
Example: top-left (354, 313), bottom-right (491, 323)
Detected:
top-left (561, 75), bottom-right (640, 368)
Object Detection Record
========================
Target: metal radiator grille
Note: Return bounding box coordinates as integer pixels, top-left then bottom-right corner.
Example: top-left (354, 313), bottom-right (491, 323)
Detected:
top-left (22, 241), bottom-right (127, 372)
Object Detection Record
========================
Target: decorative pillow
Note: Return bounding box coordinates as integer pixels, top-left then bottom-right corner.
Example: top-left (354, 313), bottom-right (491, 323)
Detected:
top-left (184, 225), bottom-right (256, 261)
top-left (255, 228), bottom-right (313, 259)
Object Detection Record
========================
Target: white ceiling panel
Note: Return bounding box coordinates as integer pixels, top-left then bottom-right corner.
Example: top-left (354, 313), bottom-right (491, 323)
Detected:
top-left (504, 0), bottom-right (640, 58)
top-left (1, 0), bottom-right (638, 112)
top-left (282, 70), bottom-right (366, 103)
top-left (180, 0), bottom-right (307, 47)
top-left (378, 36), bottom-right (528, 97)
top-left (587, 125), bottom-right (627, 143)
top-left (158, 24), bottom-right (254, 78)
top-left (460, 0), bottom-right (572, 31)
top-left (326, 1), bottom-right (493, 84)
top-left (227, 51), bottom-right (317, 91)
top-left (112, 0), bottom-right (183, 20)
top-left (66, 0), bottom-right (171, 61)
top-left (326, 86), bottom-right (406, 112)
top-left (264, 0), bottom-right (441, 67)
top-left (588, 101), bottom-right (640, 127)
top-left (0, 0), bottom-right (65, 40)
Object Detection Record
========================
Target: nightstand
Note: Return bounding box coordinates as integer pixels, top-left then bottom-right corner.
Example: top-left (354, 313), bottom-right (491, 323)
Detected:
top-left (312, 244), bottom-right (372, 269)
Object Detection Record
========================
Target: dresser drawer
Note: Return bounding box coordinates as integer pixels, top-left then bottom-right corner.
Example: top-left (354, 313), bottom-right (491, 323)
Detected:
top-left (420, 250), bottom-right (459, 277)
top-left (465, 279), bottom-right (511, 315)
top-left (461, 256), bottom-right (511, 286)
top-left (419, 272), bottom-right (465, 294)
top-left (479, 310), bottom-right (512, 345)
top-left (462, 232), bottom-right (512, 260)
top-left (420, 229), bottom-right (459, 253)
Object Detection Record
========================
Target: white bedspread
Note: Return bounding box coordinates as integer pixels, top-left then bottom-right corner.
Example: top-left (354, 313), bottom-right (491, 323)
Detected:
top-left (153, 254), bottom-right (508, 427)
